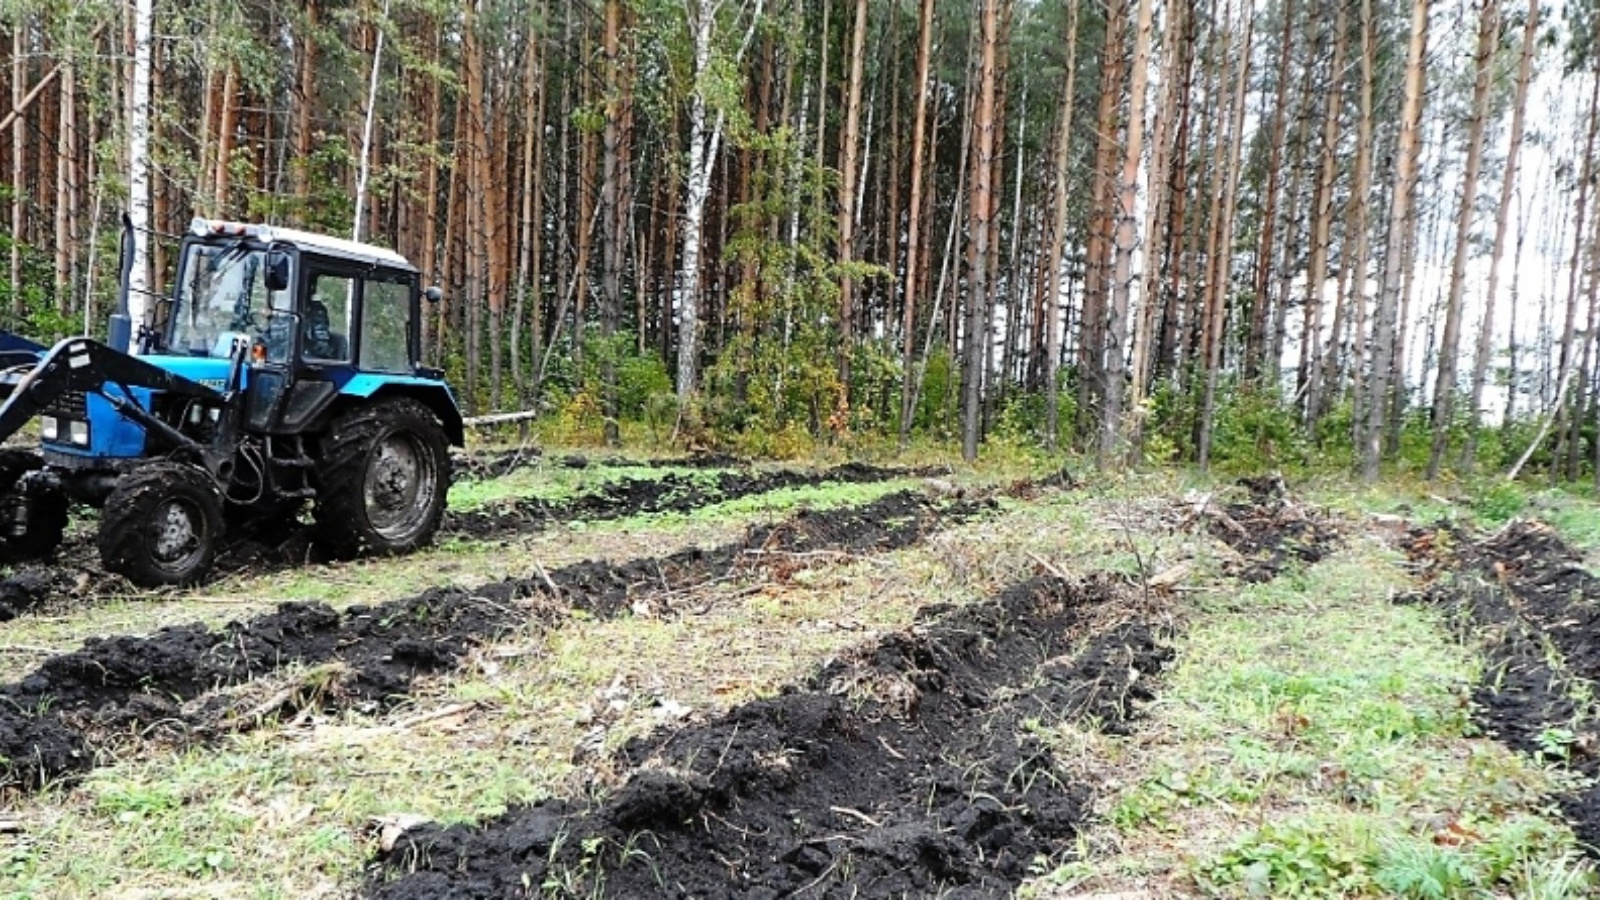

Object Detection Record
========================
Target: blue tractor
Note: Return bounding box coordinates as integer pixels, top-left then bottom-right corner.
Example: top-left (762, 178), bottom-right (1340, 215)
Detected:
top-left (0, 217), bottom-right (463, 587)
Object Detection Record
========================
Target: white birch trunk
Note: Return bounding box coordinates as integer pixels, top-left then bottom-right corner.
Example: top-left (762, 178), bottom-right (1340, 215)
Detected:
top-left (353, 0), bottom-right (390, 243)
top-left (675, 2), bottom-right (721, 402)
top-left (128, 0), bottom-right (154, 349)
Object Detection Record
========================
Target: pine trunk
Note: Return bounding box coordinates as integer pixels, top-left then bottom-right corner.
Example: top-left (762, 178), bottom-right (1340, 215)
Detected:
top-left (1363, 0), bottom-right (1429, 482)
top-left (1425, 0), bottom-right (1497, 479)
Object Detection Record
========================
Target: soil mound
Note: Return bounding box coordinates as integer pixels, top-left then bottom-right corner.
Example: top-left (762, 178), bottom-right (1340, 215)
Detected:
top-left (368, 574), bottom-right (1173, 899)
top-left (1402, 519), bottom-right (1600, 851)
top-left (1201, 479), bottom-right (1340, 582)
top-left (0, 491), bottom-right (985, 792)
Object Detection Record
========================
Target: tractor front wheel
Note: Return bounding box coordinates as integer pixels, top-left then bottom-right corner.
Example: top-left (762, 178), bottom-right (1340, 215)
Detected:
top-left (313, 399), bottom-right (449, 559)
top-left (0, 449), bottom-right (66, 561)
top-left (98, 462), bottom-right (224, 587)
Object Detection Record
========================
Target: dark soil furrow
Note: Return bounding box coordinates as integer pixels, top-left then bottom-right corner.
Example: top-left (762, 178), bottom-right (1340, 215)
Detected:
top-left (443, 462), bottom-right (948, 541)
top-left (0, 491), bottom-right (988, 793)
top-left (1203, 477), bottom-right (1341, 583)
top-left (366, 575), bottom-right (1175, 899)
top-left (1403, 520), bottom-right (1600, 851)
top-left (452, 449), bottom-right (745, 481)
top-left (0, 462), bottom-right (944, 621)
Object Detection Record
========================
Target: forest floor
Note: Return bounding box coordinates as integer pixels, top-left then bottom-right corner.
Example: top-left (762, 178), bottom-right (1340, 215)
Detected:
top-left (1, 447), bottom-right (1598, 898)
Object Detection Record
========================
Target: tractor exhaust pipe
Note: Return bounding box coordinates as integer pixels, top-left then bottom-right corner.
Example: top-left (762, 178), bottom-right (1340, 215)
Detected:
top-left (108, 212), bottom-right (134, 353)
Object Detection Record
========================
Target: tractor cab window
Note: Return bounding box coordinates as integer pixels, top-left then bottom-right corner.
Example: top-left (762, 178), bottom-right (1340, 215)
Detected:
top-left (359, 278), bottom-right (412, 373)
top-left (171, 242), bottom-right (289, 359)
top-left (304, 274), bottom-right (354, 362)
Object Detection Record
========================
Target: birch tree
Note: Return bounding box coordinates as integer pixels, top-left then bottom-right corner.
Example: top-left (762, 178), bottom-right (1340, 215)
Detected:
top-left (674, 0), bottom-right (763, 404)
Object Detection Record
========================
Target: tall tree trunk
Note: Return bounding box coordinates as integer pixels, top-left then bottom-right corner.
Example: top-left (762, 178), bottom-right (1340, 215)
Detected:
top-left (461, 0), bottom-right (487, 411)
top-left (1104, 0), bottom-right (1155, 464)
top-left (1078, 0), bottom-right (1128, 441)
top-left (54, 58), bottom-right (74, 320)
top-left (353, 0), bottom-right (389, 241)
top-left (295, 0), bottom-right (318, 207)
top-left (1347, 0), bottom-right (1376, 450)
top-left (836, 0), bottom-right (868, 399)
top-left (11, 25), bottom-right (25, 321)
top-left (1303, 0), bottom-right (1348, 426)
top-left (898, 0), bottom-right (936, 447)
top-left (1464, 0), bottom-right (1537, 471)
top-left (961, 0), bottom-right (1000, 462)
top-left (514, 9), bottom-right (547, 409)
top-left (1042, 0), bottom-right (1079, 450)
top-left (213, 62), bottom-right (237, 214)
top-left (1131, 0), bottom-right (1187, 428)
top-left (599, 0), bottom-right (629, 446)
top-left (1247, 0), bottom-right (1296, 381)
top-left (1363, 0), bottom-right (1429, 482)
top-left (1425, 0), bottom-right (1497, 479)
top-left (1553, 76), bottom-right (1600, 478)
top-left (1198, 4), bottom-right (1254, 470)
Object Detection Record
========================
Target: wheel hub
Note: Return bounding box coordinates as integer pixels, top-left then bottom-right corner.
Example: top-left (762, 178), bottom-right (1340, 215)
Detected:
top-left (154, 501), bottom-right (199, 563)
top-left (366, 433), bottom-right (435, 537)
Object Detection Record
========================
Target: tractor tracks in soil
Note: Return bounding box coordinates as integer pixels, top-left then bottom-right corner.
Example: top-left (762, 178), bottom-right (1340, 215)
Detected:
top-left (365, 481), bottom-right (1345, 899)
top-left (0, 488), bottom-right (993, 795)
top-left (0, 460), bottom-right (949, 621)
top-left (1402, 519), bottom-right (1600, 852)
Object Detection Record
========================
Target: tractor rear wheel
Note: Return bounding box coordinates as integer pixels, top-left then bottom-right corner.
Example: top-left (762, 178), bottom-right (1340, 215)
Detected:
top-left (313, 398), bottom-right (449, 559)
top-left (0, 449), bottom-right (65, 561)
top-left (98, 462), bottom-right (224, 587)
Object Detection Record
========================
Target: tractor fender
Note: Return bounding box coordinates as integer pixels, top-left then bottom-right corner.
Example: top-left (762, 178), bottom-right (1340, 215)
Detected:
top-left (335, 375), bottom-right (465, 447)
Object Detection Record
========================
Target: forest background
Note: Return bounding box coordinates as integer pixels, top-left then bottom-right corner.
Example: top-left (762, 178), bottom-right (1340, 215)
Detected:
top-left (1, 0), bottom-right (1597, 480)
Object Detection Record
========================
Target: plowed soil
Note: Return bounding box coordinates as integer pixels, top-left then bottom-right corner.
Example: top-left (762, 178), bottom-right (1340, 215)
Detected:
top-left (451, 448), bottom-right (746, 481)
top-left (443, 462), bottom-right (946, 541)
top-left (0, 490), bottom-right (987, 793)
top-left (0, 461), bottom-right (933, 620)
top-left (1202, 477), bottom-right (1341, 582)
top-left (1402, 520), bottom-right (1600, 852)
top-left (368, 574), bottom-right (1174, 899)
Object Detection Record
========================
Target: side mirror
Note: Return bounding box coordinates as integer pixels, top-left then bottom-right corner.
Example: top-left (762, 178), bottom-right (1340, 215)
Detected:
top-left (423, 286), bottom-right (443, 304)
top-left (265, 251), bottom-right (290, 293)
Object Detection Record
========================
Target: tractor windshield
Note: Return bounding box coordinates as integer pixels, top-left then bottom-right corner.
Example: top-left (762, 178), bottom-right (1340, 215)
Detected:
top-left (170, 242), bottom-right (291, 360)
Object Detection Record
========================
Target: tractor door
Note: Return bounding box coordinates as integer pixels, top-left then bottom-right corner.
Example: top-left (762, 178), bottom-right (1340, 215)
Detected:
top-left (270, 260), bottom-right (362, 434)
top-left (242, 248), bottom-right (298, 432)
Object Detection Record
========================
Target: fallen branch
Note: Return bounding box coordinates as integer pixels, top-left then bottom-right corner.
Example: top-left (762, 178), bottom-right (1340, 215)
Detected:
top-left (1508, 368), bottom-right (1574, 481)
top-left (1027, 552), bottom-right (1070, 580)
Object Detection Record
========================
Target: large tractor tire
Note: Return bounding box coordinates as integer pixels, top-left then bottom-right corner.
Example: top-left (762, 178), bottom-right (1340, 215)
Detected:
top-left (0, 449), bottom-right (65, 561)
top-left (98, 461), bottom-right (224, 587)
top-left (313, 398), bottom-right (449, 560)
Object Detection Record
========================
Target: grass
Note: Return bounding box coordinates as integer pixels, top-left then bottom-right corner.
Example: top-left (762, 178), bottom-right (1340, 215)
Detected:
top-left (1027, 539), bottom-right (1595, 898)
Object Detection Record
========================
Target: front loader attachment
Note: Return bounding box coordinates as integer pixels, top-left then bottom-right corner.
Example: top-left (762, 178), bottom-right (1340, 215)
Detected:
top-left (0, 337), bottom-right (226, 460)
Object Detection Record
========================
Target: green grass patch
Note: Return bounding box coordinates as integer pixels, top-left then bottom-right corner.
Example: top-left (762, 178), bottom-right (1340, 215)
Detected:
top-left (1031, 542), bottom-right (1594, 898)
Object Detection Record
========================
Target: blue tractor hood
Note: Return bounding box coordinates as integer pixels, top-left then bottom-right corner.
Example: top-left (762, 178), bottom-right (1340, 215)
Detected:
top-left (140, 354), bottom-right (241, 392)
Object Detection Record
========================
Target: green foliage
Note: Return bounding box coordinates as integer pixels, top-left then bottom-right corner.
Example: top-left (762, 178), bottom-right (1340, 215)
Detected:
top-left (913, 349), bottom-right (960, 439)
top-left (1204, 819), bottom-right (1372, 896)
top-left (541, 329), bottom-right (675, 444)
top-left (1374, 839), bottom-right (1478, 899)
top-left (1469, 481), bottom-right (1527, 525)
top-left (699, 125), bottom-right (864, 455)
top-left (990, 389), bottom-right (1074, 452)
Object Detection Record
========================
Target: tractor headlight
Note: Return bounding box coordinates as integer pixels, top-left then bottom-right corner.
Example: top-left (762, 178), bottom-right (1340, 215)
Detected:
top-left (68, 420), bottom-right (89, 447)
top-left (40, 416), bottom-right (57, 440)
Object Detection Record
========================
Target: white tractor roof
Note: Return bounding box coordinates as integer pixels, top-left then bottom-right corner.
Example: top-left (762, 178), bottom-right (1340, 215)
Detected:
top-left (189, 218), bottom-right (416, 271)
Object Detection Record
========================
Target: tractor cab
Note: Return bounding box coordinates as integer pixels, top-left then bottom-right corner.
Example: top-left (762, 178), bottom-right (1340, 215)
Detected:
top-left (149, 218), bottom-right (443, 438)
